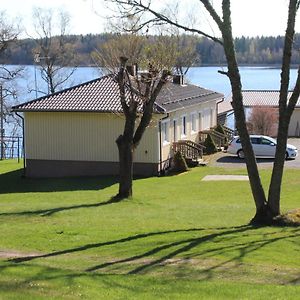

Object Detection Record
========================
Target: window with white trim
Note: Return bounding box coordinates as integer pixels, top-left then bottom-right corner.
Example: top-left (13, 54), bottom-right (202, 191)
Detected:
top-left (161, 120), bottom-right (170, 144)
top-left (203, 108), bottom-right (211, 130)
top-left (190, 112), bottom-right (197, 133)
top-left (181, 115), bottom-right (187, 137)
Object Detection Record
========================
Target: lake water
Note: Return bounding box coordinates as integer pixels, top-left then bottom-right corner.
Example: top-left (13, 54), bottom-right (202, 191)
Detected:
top-left (10, 65), bottom-right (298, 103)
top-left (187, 66), bottom-right (298, 97)
top-left (2, 64), bottom-right (298, 157)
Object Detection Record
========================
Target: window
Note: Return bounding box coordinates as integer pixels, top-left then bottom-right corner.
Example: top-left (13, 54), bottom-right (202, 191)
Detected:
top-left (181, 115), bottom-right (187, 136)
top-left (161, 120), bottom-right (170, 144)
top-left (173, 119), bottom-right (177, 141)
top-left (250, 137), bottom-right (261, 144)
top-left (261, 138), bottom-right (273, 145)
top-left (198, 112), bottom-right (203, 131)
top-left (203, 108), bottom-right (211, 129)
top-left (191, 112), bottom-right (197, 133)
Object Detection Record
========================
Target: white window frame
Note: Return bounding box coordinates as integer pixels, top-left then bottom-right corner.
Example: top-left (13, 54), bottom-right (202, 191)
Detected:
top-left (190, 112), bottom-right (198, 133)
top-left (203, 108), bottom-right (211, 130)
top-left (181, 115), bottom-right (187, 138)
top-left (161, 119), bottom-right (170, 145)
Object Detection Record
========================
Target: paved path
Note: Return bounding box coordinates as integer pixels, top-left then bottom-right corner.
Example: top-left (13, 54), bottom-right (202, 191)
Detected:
top-left (207, 138), bottom-right (300, 169)
top-left (202, 175), bottom-right (249, 181)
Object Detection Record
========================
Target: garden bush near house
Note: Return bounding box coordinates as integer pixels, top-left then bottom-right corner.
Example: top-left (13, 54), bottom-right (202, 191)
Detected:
top-left (215, 124), bottom-right (228, 148)
top-left (171, 151), bottom-right (189, 173)
top-left (203, 133), bottom-right (218, 154)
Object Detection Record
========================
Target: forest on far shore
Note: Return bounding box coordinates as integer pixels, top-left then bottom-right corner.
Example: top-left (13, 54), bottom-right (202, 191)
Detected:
top-left (2, 33), bottom-right (300, 67)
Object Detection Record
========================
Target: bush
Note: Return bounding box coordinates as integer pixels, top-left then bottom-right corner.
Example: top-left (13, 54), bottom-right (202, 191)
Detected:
top-left (215, 123), bottom-right (226, 135)
top-left (172, 151), bottom-right (189, 173)
top-left (215, 124), bottom-right (228, 147)
top-left (203, 134), bottom-right (217, 154)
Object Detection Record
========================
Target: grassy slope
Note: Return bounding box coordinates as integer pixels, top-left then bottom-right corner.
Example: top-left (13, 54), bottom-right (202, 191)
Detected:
top-left (0, 160), bottom-right (299, 299)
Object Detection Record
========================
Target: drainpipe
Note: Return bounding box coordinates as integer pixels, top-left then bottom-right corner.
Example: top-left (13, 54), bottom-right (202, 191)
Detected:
top-left (15, 112), bottom-right (26, 176)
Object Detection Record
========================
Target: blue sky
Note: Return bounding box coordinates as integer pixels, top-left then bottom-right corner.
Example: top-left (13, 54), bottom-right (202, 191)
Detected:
top-left (3, 0), bottom-right (300, 38)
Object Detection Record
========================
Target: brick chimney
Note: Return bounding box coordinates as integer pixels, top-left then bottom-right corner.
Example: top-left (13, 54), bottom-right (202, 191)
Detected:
top-left (173, 74), bottom-right (184, 85)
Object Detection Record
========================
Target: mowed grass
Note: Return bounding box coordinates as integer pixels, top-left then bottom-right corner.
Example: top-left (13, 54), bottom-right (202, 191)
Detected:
top-left (0, 159), bottom-right (299, 299)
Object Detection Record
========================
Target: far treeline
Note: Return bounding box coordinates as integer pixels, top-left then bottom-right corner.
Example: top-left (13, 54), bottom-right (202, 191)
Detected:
top-left (2, 33), bottom-right (300, 66)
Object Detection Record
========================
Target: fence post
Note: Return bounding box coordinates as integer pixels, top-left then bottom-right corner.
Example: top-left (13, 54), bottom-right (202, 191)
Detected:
top-left (17, 136), bottom-right (20, 163)
top-left (0, 85), bottom-right (4, 160)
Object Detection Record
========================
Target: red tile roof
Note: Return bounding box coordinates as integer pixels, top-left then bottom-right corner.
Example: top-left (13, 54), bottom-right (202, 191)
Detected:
top-left (12, 74), bottom-right (223, 113)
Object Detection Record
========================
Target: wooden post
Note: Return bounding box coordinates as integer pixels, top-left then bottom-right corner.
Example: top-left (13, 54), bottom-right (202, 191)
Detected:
top-left (17, 136), bottom-right (20, 163)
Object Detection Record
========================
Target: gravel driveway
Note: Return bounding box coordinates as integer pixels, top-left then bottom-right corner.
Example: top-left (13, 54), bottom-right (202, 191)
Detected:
top-left (208, 138), bottom-right (300, 169)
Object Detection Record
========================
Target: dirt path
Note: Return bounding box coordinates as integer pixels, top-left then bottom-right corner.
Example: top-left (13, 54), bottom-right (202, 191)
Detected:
top-left (0, 250), bottom-right (41, 259)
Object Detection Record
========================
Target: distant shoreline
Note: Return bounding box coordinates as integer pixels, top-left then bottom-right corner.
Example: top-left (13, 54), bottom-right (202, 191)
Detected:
top-left (1, 63), bottom-right (298, 69)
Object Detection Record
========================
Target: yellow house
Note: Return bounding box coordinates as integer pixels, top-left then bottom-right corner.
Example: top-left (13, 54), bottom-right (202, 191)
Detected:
top-left (13, 75), bottom-right (223, 177)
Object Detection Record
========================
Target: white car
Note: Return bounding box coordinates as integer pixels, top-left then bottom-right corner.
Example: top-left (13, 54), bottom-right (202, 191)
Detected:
top-left (227, 135), bottom-right (298, 159)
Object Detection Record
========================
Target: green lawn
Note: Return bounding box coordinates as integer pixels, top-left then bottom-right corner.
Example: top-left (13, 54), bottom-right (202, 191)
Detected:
top-left (0, 159), bottom-right (299, 299)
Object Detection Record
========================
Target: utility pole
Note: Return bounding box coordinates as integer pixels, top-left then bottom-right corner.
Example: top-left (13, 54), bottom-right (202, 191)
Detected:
top-left (0, 85), bottom-right (4, 160)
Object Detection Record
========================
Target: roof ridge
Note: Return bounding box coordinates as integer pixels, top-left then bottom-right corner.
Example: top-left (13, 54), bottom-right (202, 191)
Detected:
top-left (162, 91), bottom-right (217, 105)
top-left (242, 89), bottom-right (295, 92)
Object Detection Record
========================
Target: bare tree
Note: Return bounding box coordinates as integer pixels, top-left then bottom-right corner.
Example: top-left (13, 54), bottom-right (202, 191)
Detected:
top-left (91, 33), bottom-right (146, 72)
top-left (92, 28), bottom-right (172, 199)
top-left (106, 0), bottom-right (300, 224)
top-left (247, 106), bottom-right (278, 137)
top-left (32, 7), bottom-right (77, 94)
top-left (174, 34), bottom-right (200, 75)
top-left (115, 58), bottom-right (169, 198)
top-left (0, 11), bottom-right (23, 142)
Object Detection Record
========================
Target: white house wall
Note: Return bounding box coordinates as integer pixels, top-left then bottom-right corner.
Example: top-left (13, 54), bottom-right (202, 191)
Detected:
top-left (24, 112), bottom-right (159, 163)
top-left (160, 100), bottom-right (219, 162)
top-left (289, 108), bottom-right (300, 137)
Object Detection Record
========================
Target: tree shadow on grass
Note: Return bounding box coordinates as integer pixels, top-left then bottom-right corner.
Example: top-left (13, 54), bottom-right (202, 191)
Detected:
top-left (0, 196), bottom-right (123, 217)
top-left (5, 225), bottom-right (300, 285)
top-left (0, 169), bottom-right (118, 194)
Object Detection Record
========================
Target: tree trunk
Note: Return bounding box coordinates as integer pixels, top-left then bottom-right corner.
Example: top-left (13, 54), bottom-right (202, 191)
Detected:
top-left (220, 3), bottom-right (267, 223)
top-left (267, 117), bottom-right (290, 217)
top-left (116, 134), bottom-right (134, 199)
top-left (267, 0), bottom-right (300, 219)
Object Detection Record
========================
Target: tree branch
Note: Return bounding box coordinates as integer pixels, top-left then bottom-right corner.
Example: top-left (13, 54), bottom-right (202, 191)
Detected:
top-left (106, 0), bottom-right (223, 45)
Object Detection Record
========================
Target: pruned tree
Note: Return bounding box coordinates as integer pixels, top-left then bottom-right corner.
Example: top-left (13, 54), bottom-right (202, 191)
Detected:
top-left (106, 0), bottom-right (300, 224)
top-left (247, 106), bottom-right (278, 137)
top-left (32, 7), bottom-right (77, 94)
top-left (92, 24), bottom-right (172, 199)
top-left (115, 57), bottom-right (169, 198)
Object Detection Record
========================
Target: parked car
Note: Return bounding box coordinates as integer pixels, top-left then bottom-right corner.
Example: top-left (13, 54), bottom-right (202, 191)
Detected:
top-left (227, 135), bottom-right (298, 159)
